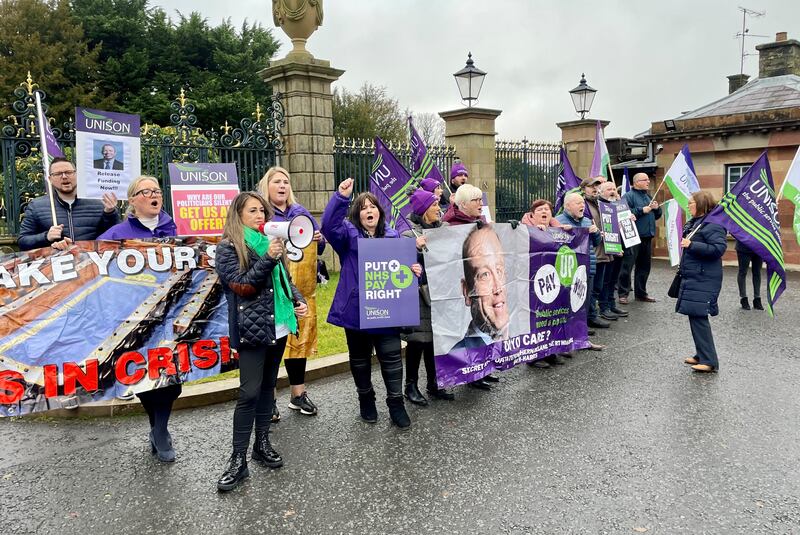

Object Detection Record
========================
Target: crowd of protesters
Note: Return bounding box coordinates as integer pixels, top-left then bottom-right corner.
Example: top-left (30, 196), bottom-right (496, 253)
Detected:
top-left (18, 157), bottom-right (741, 492)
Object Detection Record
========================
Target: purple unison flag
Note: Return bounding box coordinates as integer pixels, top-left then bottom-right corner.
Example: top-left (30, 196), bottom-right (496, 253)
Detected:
top-left (357, 238), bottom-right (420, 329)
top-left (555, 147), bottom-right (582, 214)
top-left (34, 92), bottom-right (65, 165)
top-left (409, 117), bottom-right (445, 184)
top-left (705, 151), bottom-right (785, 315)
top-left (370, 137), bottom-right (414, 234)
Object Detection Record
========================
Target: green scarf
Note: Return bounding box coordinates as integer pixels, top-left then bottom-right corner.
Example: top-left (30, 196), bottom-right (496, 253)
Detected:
top-left (243, 226), bottom-right (298, 334)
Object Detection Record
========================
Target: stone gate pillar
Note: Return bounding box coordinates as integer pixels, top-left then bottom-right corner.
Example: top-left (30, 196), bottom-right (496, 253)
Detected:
top-left (260, 58), bottom-right (344, 215)
top-left (439, 107), bottom-right (502, 219)
top-left (556, 119), bottom-right (609, 178)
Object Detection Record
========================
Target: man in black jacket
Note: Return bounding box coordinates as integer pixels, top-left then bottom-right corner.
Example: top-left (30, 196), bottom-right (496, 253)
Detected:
top-left (18, 158), bottom-right (119, 250)
top-left (618, 172), bottom-right (662, 303)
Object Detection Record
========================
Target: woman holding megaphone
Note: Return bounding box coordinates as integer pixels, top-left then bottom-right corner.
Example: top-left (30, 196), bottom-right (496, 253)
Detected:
top-left (215, 191), bottom-right (308, 492)
top-left (321, 178), bottom-right (422, 429)
top-left (259, 167), bottom-right (325, 420)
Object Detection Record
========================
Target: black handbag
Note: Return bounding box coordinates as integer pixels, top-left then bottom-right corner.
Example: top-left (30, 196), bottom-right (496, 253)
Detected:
top-left (667, 270), bottom-right (681, 298)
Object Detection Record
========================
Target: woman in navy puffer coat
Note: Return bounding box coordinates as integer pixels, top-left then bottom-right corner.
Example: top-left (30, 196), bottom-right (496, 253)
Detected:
top-left (677, 190), bottom-right (727, 373)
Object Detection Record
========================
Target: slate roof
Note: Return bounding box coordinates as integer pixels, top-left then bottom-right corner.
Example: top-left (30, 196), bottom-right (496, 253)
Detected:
top-left (676, 74), bottom-right (800, 120)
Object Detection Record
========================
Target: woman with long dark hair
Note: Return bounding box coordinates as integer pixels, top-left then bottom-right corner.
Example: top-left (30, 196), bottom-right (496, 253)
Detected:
top-left (677, 190), bottom-right (727, 373)
top-left (215, 192), bottom-right (307, 491)
top-left (321, 178), bottom-right (421, 428)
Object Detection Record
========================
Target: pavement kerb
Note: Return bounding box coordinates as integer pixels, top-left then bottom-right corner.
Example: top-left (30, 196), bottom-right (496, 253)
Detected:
top-left (40, 351), bottom-right (358, 419)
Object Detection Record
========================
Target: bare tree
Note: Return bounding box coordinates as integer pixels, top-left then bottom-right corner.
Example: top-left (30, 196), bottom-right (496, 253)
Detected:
top-left (411, 112), bottom-right (446, 147)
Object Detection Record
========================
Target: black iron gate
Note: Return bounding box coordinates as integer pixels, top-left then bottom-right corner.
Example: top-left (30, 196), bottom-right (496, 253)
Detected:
top-left (495, 139), bottom-right (561, 222)
top-left (0, 76), bottom-right (284, 239)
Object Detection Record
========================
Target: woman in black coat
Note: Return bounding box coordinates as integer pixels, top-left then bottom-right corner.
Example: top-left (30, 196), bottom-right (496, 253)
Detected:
top-left (677, 190), bottom-right (728, 373)
top-left (214, 192), bottom-right (307, 492)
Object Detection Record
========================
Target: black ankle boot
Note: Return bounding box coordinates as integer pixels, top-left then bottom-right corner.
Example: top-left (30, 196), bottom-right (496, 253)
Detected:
top-left (217, 452), bottom-right (249, 492)
top-left (387, 397), bottom-right (411, 429)
top-left (752, 297), bottom-right (763, 310)
top-left (404, 382), bottom-right (428, 406)
top-left (740, 297), bottom-right (750, 310)
top-left (358, 390), bottom-right (378, 423)
top-left (252, 431), bottom-right (283, 469)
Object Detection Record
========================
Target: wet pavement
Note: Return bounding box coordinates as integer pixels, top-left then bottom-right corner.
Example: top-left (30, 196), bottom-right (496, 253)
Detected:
top-left (1, 263), bottom-right (799, 534)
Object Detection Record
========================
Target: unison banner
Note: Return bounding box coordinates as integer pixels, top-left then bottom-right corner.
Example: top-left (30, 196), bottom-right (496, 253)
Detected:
top-left (0, 239), bottom-right (232, 416)
top-left (425, 223), bottom-right (590, 388)
top-left (75, 108), bottom-right (141, 199)
top-left (168, 163), bottom-right (240, 236)
top-left (357, 238), bottom-right (419, 329)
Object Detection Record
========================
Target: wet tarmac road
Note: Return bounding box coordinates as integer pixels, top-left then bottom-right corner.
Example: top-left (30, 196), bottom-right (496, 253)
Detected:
top-left (1, 263), bottom-right (799, 534)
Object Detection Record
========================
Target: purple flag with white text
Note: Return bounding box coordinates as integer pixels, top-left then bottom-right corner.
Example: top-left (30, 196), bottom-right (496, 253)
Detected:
top-left (369, 137), bottom-right (413, 234)
top-left (705, 151), bottom-right (785, 316)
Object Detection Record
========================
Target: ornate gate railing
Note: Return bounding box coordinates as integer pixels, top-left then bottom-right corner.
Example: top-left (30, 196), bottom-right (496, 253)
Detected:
top-left (495, 139), bottom-right (561, 222)
top-left (0, 74), bottom-right (284, 239)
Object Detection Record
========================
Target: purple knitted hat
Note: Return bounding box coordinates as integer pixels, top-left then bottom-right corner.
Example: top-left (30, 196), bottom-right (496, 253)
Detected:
top-left (409, 189), bottom-right (437, 216)
top-left (419, 178), bottom-right (439, 193)
top-left (450, 162), bottom-right (469, 179)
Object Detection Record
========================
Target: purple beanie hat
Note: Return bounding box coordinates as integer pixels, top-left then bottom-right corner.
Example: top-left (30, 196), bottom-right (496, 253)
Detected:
top-left (450, 162), bottom-right (469, 179)
top-left (419, 178), bottom-right (439, 193)
top-left (409, 189), bottom-right (437, 216)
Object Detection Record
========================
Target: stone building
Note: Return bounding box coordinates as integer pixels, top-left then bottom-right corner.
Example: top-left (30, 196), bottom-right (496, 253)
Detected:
top-left (645, 31), bottom-right (800, 265)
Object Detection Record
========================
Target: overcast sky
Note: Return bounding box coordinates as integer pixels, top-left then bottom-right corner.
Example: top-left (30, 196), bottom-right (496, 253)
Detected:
top-left (152, 0), bottom-right (799, 141)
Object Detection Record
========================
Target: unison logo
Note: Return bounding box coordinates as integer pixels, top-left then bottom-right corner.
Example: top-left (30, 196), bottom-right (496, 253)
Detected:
top-left (175, 163), bottom-right (229, 183)
top-left (81, 110), bottom-right (131, 134)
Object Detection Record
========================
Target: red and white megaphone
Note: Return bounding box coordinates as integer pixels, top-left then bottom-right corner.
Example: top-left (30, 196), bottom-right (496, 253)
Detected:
top-left (258, 214), bottom-right (314, 261)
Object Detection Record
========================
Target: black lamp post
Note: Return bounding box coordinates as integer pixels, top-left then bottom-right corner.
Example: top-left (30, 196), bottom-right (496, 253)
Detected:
top-left (453, 52), bottom-right (486, 107)
top-left (569, 73), bottom-right (597, 119)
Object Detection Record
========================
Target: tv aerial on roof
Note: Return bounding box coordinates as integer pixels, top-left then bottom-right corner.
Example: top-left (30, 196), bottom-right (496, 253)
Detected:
top-left (735, 6), bottom-right (767, 76)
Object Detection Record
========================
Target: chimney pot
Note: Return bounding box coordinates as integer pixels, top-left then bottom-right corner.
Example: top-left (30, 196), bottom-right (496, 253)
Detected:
top-left (776, 32), bottom-right (788, 42)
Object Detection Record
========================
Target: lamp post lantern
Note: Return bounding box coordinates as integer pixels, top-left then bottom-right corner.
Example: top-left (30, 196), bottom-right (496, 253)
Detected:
top-left (453, 52), bottom-right (486, 107)
top-left (569, 73), bottom-right (597, 120)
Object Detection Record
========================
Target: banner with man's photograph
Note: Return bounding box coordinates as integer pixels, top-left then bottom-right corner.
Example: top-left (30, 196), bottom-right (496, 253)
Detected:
top-left (424, 223), bottom-right (591, 388)
top-left (0, 239), bottom-right (233, 417)
top-left (75, 107), bottom-right (142, 200)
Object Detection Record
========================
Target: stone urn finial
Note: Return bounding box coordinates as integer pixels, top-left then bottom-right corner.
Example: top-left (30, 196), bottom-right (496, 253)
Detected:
top-left (273, 0), bottom-right (324, 61)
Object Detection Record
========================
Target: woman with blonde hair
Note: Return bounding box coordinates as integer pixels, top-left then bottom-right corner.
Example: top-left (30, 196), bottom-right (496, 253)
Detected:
top-left (215, 192), bottom-right (307, 491)
top-left (259, 167), bottom-right (325, 419)
top-left (99, 176), bottom-right (179, 462)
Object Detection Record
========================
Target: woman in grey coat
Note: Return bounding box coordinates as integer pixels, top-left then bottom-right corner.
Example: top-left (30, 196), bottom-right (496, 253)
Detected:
top-left (401, 189), bottom-right (455, 404)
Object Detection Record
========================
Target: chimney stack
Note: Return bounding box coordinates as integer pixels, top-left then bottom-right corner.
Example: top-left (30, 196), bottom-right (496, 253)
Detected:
top-left (727, 74), bottom-right (750, 94)
top-left (756, 32), bottom-right (800, 78)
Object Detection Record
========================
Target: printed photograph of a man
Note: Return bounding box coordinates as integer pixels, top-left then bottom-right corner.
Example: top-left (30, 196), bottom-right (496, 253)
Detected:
top-left (93, 141), bottom-right (124, 170)
top-left (450, 224), bottom-right (510, 350)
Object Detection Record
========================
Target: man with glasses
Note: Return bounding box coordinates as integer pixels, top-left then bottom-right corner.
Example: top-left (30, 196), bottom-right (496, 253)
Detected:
top-left (18, 157), bottom-right (119, 250)
top-left (93, 143), bottom-right (124, 171)
top-left (617, 172), bottom-right (661, 304)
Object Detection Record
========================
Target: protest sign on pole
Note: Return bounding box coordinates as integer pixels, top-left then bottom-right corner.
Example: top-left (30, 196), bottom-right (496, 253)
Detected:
top-left (598, 201), bottom-right (623, 256)
top-left (663, 199), bottom-right (683, 267)
top-left (424, 223), bottom-right (590, 388)
top-left (75, 108), bottom-right (141, 199)
top-left (168, 163), bottom-right (239, 236)
top-left (0, 239), bottom-right (231, 417)
top-left (615, 201), bottom-right (641, 248)
top-left (357, 238), bottom-right (419, 329)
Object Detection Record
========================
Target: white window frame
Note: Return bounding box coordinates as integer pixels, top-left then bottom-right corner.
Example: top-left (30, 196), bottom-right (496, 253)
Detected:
top-left (725, 163), bottom-right (751, 193)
